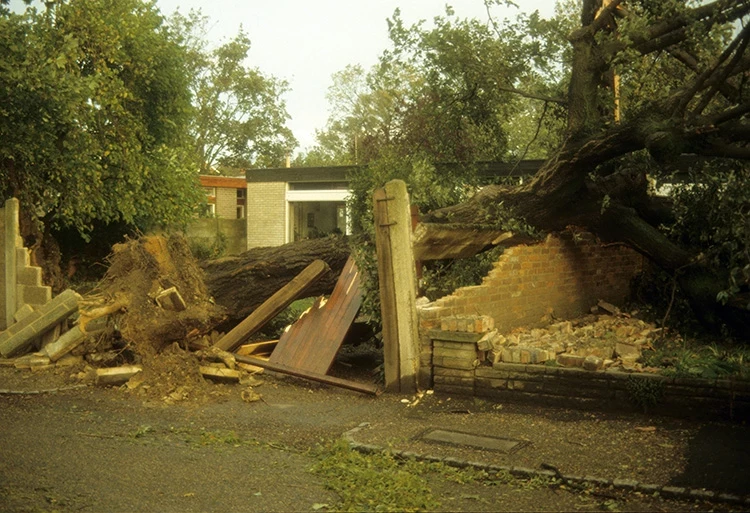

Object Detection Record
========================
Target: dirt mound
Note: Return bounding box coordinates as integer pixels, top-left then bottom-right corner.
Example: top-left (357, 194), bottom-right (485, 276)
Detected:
top-left (96, 234), bottom-right (225, 357)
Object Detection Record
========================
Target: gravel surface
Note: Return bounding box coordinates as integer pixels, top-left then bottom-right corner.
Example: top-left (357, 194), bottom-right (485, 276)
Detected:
top-left (1, 365), bottom-right (748, 512)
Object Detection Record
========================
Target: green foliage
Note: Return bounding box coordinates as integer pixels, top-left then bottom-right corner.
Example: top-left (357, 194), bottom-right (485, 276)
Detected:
top-left (257, 297), bottom-right (316, 339)
top-left (625, 375), bottom-right (664, 413)
top-left (188, 232), bottom-right (227, 261)
top-left (665, 162), bottom-right (750, 309)
top-left (307, 5), bottom-right (570, 167)
top-left (640, 338), bottom-right (750, 380)
top-left (169, 11), bottom-right (297, 172)
top-left (311, 441), bottom-right (571, 511)
top-left (0, 0), bottom-right (203, 236)
top-left (311, 440), bottom-right (439, 512)
top-left (421, 246), bottom-right (504, 301)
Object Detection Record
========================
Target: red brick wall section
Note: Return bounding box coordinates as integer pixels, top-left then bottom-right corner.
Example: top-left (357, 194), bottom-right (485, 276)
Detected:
top-left (418, 232), bottom-right (644, 337)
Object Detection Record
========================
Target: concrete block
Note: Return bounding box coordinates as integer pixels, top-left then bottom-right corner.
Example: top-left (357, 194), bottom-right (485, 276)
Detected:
top-left (530, 348), bottom-right (550, 364)
top-left (96, 366), bottom-right (142, 386)
top-left (0, 309), bottom-right (42, 347)
top-left (15, 247), bottom-right (30, 267)
top-left (433, 346), bottom-right (477, 360)
top-left (40, 324), bottom-right (62, 349)
top-left (476, 330), bottom-right (497, 351)
top-left (501, 347), bottom-right (514, 363)
top-left (13, 303), bottom-right (35, 323)
top-left (17, 284), bottom-right (52, 306)
top-left (0, 289), bottom-right (81, 357)
top-left (44, 324), bottom-right (87, 362)
top-left (583, 355), bottom-right (604, 371)
top-left (17, 266), bottom-right (42, 286)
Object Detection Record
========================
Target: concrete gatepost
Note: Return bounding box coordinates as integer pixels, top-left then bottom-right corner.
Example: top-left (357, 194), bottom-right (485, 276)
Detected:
top-left (2, 198), bottom-right (20, 331)
top-left (1, 198), bottom-right (52, 333)
top-left (373, 180), bottom-right (420, 393)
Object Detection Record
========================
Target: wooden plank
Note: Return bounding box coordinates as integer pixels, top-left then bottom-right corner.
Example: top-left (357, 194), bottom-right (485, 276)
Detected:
top-left (373, 180), bottom-right (420, 393)
top-left (200, 366), bottom-right (241, 383)
top-left (374, 187), bottom-right (400, 391)
top-left (235, 340), bottom-right (278, 356)
top-left (214, 260), bottom-right (329, 352)
top-left (95, 366), bottom-right (142, 386)
top-left (234, 354), bottom-right (379, 396)
top-left (269, 257), bottom-right (362, 375)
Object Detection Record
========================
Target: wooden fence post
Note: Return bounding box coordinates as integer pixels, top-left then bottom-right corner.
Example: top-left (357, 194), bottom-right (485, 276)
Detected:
top-left (373, 180), bottom-right (419, 393)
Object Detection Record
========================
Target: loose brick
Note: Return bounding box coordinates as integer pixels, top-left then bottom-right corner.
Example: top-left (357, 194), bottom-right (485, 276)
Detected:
top-left (557, 353), bottom-right (586, 368)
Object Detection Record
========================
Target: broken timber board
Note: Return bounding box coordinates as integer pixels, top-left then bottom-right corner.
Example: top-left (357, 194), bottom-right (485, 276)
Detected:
top-left (269, 256), bottom-right (362, 375)
top-left (235, 340), bottom-right (278, 356)
top-left (234, 354), bottom-right (379, 396)
top-left (214, 259), bottom-right (330, 352)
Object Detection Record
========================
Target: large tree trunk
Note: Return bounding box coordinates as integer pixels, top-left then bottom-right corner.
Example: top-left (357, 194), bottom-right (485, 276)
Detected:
top-left (200, 236), bottom-right (350, 330)
top-left (425, 138), bottom-right (750, 337)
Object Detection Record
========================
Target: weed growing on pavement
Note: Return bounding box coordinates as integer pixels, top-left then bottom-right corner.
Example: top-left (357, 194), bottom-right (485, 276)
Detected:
top-left (311, 440), bottom-right (439, 512)
top-left (626, 376), bottom-right (665, 413)
top-left (311, 441), bottom-right (576, 511)
top-left (130, 425), bottom-right (154, 439)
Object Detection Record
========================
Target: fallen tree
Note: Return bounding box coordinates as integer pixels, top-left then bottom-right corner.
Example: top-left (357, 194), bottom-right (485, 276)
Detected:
top-left (422, 0), bottom-right (750, 337)
top-left (200, 235), bottom-right (350, 329)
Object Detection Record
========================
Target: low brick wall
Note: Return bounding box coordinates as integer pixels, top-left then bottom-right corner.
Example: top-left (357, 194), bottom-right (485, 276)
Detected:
top-left (429, 329), bottom-right (750, 421)
top-left (419, 232), bottom-right (643, 334)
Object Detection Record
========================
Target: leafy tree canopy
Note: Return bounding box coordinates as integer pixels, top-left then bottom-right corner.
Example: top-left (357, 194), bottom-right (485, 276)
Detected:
top-left (171, 10), bottom-right (297, 174)
top-left (0, 0), bottom-right (202, 236)
top-left (302, 0), bottom-right (750, 336)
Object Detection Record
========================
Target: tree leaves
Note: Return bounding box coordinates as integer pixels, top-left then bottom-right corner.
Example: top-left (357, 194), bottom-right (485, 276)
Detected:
top-left (0, 0), bottom-right (202, 235)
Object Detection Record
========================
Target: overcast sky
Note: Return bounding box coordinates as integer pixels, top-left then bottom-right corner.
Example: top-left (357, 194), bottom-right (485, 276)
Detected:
top-left (154, 0), bottom-right (559, 153)
top-left (11, 0), bottom-right (559, 152)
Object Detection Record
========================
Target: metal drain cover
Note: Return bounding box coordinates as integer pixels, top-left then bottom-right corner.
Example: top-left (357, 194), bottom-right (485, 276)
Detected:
top-left (420, 429), bottom-right (526, 453)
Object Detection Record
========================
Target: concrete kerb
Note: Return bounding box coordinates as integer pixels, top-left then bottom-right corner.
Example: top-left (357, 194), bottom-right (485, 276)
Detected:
top-left (341, 423), bottom-right (747, 507)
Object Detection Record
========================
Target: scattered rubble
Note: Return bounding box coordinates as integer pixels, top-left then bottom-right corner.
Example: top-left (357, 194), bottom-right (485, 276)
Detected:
top-left (0, 234), bottom-right (372, 401)
top-left (439, 304), bottom-right (663, 373)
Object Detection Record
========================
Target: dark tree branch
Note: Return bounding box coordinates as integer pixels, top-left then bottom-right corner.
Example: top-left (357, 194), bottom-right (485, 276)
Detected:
top-left (643, 0), bottom-right (750, 49)
top-left (690, 141), bottom-right (750, 160)
top-left (589, 0), bottom-right (623, 35)
top-left (496, 85), bottom-right (567, 105)
top-left (692, 25), bottom-right (750, 117)
top-left (668, 47), bottom-right (741, 103)
top-left (671, 23), bottom-right (750, 119)
top-left (702, 101), bottom-right (750, 126)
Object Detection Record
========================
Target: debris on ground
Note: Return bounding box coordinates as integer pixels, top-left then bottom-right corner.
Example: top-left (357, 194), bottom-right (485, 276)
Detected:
top-left (0, 234), bottom-right (372, 401)
top-left (463, 303), bottom-right (663, 372)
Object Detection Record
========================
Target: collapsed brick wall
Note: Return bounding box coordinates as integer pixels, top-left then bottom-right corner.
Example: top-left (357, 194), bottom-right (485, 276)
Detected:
top-left (419, 232), bottom-right (643, 332)
top-left (416, 231), bottom-right (644, 385)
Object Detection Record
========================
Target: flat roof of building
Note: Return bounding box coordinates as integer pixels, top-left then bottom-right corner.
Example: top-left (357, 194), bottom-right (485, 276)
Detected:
top-left (245, 160), bottom-right (547, 183)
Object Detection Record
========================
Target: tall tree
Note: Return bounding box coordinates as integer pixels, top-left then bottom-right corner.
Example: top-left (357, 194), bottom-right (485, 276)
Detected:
top-left (171, 11), bottom-right (297, 173)
top-left (0, 0), bottom-right (202, 238)
top-left (425, 0), bottom-right (750, 336)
